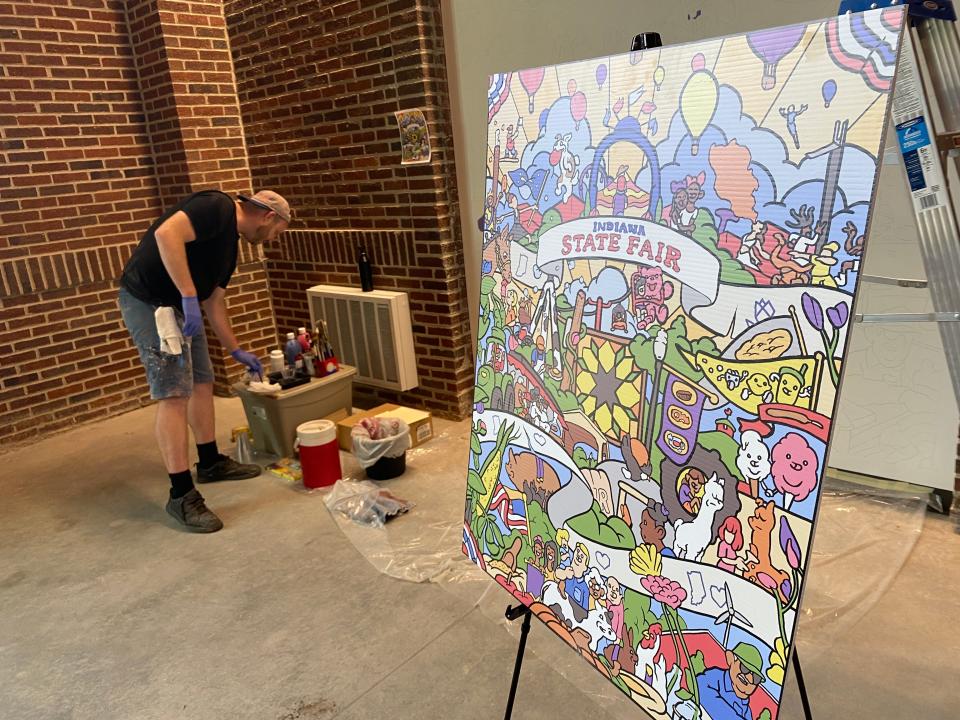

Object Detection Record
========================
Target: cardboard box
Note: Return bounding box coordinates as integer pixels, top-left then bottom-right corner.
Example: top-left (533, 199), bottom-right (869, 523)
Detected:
top-left (337, 403), bottom-right (434, 451)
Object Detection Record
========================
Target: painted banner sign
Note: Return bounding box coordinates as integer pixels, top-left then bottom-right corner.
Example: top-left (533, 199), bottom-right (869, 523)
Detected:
top-left (465, 8), bottom-right (904, 719)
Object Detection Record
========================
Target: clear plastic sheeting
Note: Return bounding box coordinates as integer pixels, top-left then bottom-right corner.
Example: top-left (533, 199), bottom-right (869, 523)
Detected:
top-left (323, 419), bottom-right (476, 584)
top-left (322, 480), bottom-right (415, 528)
top-left (794, 474), bottom-right (927, 656)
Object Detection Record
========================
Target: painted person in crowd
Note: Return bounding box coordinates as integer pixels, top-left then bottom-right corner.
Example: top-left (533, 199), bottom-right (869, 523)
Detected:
top-left (697, 643), bottom-right (764, 720)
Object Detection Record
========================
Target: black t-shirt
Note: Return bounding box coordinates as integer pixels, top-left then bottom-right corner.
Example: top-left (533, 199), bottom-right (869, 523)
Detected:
top-left (120, 190), bottom-right (239, 307)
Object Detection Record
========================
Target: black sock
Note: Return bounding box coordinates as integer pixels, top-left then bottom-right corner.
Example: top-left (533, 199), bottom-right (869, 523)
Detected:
top-left (169, 470), bottom-right (194, 499)
top-left (197, 441), bottom-right (220, 468)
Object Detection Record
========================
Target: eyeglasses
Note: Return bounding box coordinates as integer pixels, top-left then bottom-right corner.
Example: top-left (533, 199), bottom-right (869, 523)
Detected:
top-left (737, 671), bottom-right (760, 686)
top-left (237, 194), bottom-right (290, 223)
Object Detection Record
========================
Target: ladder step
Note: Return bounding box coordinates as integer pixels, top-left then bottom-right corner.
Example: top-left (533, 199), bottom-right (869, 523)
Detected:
top-left (936, 131), bottom-right (960, 151)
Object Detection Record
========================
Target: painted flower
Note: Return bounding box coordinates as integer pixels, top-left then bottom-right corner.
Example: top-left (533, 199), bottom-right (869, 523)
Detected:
top-left (640, 575), bottom-right (687, 610)
top-left (577, 337), bottom-right (646, 439)
top-left (629, 543), bottom-right (663, 577)
top-left (640, 623), bottom-right (662, 649)
top-left (801, 292), bottom-right (824, 331)
top-left (781, 578), bottom-right (792, 600)
top-left (779, 515), bottom-right (802, 571)
top-left (767, 637), bottom-right (788, 685)
top-left (755, 571), bottom-right (778, 593)
top-left (826, 301), bottom-right (849, 329)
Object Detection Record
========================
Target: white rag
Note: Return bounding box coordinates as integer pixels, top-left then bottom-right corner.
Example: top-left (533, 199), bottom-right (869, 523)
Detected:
top-left (154, 306), bottom-right (184, 355)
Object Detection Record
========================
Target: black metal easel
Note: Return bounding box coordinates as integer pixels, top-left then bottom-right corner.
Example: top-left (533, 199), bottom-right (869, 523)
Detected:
top-left (792, 649), bottom-right (814, 720)
top-left (502, 604), bottom-right (533, 720)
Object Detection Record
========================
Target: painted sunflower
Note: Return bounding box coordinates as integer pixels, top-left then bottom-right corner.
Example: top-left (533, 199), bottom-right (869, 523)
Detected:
top-left (576, 336), bottom-right (646, 439)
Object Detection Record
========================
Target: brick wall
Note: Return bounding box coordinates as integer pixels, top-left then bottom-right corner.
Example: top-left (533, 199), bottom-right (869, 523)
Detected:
top-left (125, 0), bottom-right (275, 391)
top-left (0, 0), bottom-right (273, 446)
top-left (224, 0), bottom-right (473, 419)
top-left (0, 0), bottom-right (162, 445)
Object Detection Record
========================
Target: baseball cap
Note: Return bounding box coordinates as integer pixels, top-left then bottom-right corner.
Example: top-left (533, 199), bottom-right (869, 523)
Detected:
top-left (732, 642), bottom-right (764, 678)
top-left (238, 190), bottom-right (291, 223)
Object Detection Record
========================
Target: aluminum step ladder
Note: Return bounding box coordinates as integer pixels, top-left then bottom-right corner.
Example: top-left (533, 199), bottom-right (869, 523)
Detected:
top-left (840, 0), bottom-right (960, 510)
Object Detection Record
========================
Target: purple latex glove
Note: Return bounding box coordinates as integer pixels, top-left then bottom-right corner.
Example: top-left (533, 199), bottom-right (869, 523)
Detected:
top-left (231, 348), bottom-right (263, 379)
top-left (181, 295), bottom-right (203, 336)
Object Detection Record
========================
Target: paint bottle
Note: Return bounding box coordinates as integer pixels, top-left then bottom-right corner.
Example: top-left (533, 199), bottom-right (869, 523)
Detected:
top-left (284, 332), bottom-right (301, 366)
top-left (297, 326), bottom-right (311, 352)
top-left (269, 349), bottom-right (285, 374)
top-left (357, 246), bottom-right (374, 292)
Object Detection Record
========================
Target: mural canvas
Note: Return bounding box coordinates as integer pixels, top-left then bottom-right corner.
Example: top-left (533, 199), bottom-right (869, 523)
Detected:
top-left (463, 8), bottom-right (905, 720)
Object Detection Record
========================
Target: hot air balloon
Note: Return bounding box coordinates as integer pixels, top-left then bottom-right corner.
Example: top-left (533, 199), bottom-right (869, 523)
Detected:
top-left (596, 63), bottom-right (607, 89)
top-left (691, 53), bottom-right (706, 72)
top-left (679, 70), bottom-right (718, 156)
top-left (653, 66), bottom-right (665, 91)
top-left (821, 79), bottom-right (837, 108)
top-left (518, 67), bottom-right (545, 113)
top-left (824, 8), bottom-right (901, 93)
top-left (747, 25), bottom-right (806, 90)
top-left (571, 91), bottom-right (587, 130)
top-left (567, 78), bottom-right (578, 96)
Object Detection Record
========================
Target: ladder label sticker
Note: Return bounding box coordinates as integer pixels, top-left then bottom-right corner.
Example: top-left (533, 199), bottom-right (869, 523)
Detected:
top-left (896, 117), bottom-right (930, 192)
top-left (891, 30), bottom-right (948, 214)
top-left (896, 116), bottom-right (930, 153)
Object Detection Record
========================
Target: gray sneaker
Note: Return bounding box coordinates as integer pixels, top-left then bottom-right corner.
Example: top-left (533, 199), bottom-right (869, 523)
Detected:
top-left (165, 488), bottom-right (224, 533)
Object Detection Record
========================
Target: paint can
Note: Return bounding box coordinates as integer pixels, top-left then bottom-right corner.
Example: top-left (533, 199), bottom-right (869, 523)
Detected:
top-left (296, 419), bottom-right (340, 489)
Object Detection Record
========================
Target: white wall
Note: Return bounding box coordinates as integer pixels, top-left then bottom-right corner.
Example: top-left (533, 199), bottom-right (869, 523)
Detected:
top-left (441, 1), bottom-right (958, 489)
top-left (441, 0), bottom-right (848, 339)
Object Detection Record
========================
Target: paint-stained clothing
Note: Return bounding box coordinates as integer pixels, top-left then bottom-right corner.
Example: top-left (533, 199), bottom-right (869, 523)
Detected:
top-left (118, 287), bottom-right (214, 400)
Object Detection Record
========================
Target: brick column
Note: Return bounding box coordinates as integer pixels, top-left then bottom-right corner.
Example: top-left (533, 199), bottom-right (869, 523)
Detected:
top-left (224, 0), bottom-right (475, 419)
top-left (124, 0), bottom-right (275, 392)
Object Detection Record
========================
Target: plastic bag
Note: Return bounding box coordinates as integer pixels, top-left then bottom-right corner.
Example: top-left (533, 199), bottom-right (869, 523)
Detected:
top-left (350, 417), bottom-right (411, 468)
top-left (323, 479), bottom-right (415, 528)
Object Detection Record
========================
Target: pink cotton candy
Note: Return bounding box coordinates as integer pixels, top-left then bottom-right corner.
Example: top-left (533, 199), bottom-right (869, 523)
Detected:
top-left (771, 432), bottom-right (819, 507)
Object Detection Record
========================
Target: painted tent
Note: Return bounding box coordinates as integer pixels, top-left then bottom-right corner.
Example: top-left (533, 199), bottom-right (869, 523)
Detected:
top-left (464, 8), bottom-right (904, 720)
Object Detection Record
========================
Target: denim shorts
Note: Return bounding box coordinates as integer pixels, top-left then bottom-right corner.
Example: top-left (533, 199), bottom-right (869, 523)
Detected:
top-left (118, 287), bottom-right (215, 400)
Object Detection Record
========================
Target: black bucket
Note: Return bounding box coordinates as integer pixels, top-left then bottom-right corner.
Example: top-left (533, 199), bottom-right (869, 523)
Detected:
top-left (365, 451), bottom-right (406, 480)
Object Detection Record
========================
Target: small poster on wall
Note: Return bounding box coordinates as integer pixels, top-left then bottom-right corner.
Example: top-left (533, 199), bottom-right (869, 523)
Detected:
top-left (464, 7), bottom-right (904, 719)
top-left (395, 108), bottom-right (432, 164)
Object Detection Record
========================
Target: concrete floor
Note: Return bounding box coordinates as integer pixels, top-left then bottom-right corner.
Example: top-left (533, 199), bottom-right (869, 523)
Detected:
top-left (1, 396), bottom-right (958, 719)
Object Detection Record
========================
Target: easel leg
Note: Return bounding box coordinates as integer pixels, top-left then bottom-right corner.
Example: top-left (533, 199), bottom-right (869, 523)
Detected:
top-left (792, 649), bottom-right (814, 720)
top-left (503, 604), bottom-right (533, 720)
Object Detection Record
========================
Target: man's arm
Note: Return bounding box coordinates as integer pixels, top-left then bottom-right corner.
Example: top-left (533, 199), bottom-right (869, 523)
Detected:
top-left (155, 211), bottom-right (198, 297)
top-left (202, 287), bottom-right (239, 353)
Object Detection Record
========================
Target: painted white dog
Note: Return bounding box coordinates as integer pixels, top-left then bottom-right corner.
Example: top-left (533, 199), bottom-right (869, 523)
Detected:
top-left (673, 473), bottom-right (725, 561)
top-left (737, 429), bottom-right (771, 497)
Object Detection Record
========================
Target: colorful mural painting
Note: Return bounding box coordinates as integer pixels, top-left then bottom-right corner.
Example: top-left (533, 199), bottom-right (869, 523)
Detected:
top-left (463, 9), bottom-right (905, 719)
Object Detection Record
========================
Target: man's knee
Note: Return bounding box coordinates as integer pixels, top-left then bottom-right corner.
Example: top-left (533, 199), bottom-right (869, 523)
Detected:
top-left (157, 396), bottom-right (190, 412)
